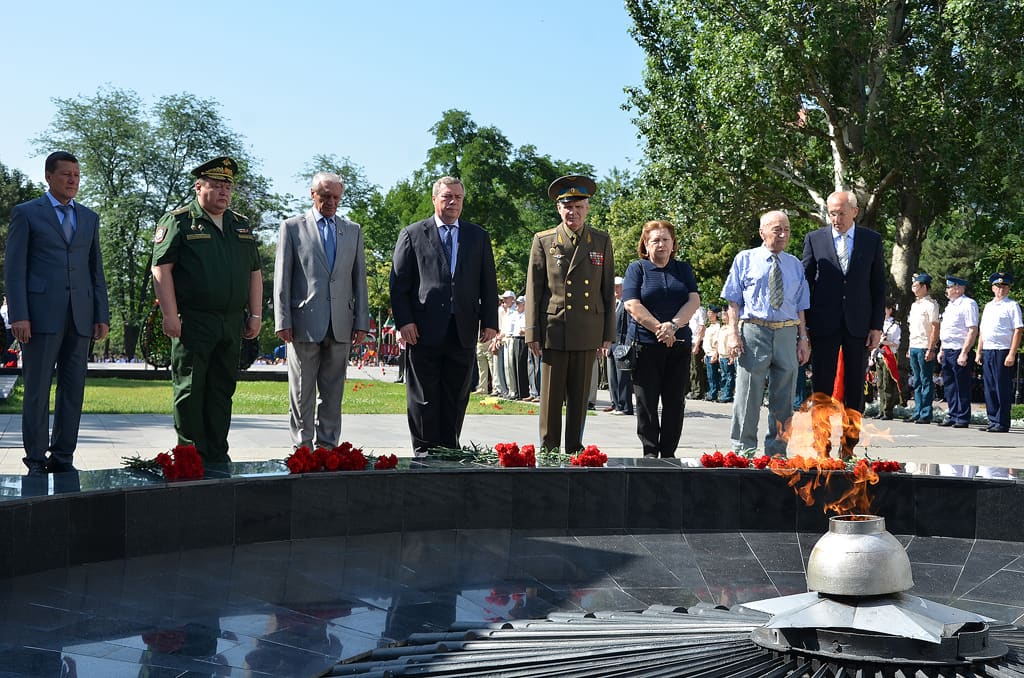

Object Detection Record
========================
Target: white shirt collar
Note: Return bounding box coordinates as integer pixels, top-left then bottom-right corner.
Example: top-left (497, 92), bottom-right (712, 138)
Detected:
top-left (831, 225), bottom-right (856, 242)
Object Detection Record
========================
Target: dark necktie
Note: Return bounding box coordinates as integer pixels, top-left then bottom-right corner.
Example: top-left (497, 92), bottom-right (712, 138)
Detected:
top-left (768, 254), bottom-right (784, 310)
top-left (57, 204), bottom-right (74, 242)
top-left (442, 225), bottom-right (454, 275)
top-left (323, 218), bottom-right (336, 272)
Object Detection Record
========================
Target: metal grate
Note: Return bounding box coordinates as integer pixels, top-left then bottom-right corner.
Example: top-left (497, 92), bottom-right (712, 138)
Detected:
top-left (325, 604), bottom-right (1024, 677)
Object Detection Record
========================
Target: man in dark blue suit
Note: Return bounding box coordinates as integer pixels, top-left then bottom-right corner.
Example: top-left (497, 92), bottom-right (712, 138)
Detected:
top-left (390, 177), bottom-right (499, 456)
top-left (802, 190), bottom-right (886, 458)
top-left (5, 151), bottom-right (110, 475)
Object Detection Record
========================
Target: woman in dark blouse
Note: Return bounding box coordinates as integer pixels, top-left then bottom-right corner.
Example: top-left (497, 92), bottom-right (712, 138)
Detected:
top-left (622, 221), bottom-right (701, 458)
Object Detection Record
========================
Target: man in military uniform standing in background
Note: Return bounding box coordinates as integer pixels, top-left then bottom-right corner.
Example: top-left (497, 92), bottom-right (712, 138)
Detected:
top-left (525, 175), bottom-right (615, 454)
top-left (151, 157), bottom-right (263, 463)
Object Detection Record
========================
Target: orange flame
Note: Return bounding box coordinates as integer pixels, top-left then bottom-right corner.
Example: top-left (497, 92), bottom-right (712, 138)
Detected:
top-left (768, 393), bottom-right (889, 516)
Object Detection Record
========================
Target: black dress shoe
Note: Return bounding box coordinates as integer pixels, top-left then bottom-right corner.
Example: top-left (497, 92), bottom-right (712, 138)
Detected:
top-left (952, 422), bottom-right (969, 429)
top-left (987, 427), bottom-right (1009, 433)
top-left (915, 418), bottom-right (931, 424)
top-left (937, 420), bottom-right (954, 427)
top-left (881, 415), bottom-right (893, 421)
top-left (902, 416), bottom-right (918, 423)
top-left (45, 459), bottom-right (77, 473)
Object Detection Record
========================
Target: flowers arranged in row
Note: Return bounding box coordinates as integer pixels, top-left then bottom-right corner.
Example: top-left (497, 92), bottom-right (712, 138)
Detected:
top-left (286, 443), bottom-right (398, 474)
top-left (122, 444), bottom-right (204, 480)
top-left (492, 442), bottom-right (608, 468)
top-left (699, 450), bottom-right (903, 473)
top-left (428, 442), bottom-right (607, 467)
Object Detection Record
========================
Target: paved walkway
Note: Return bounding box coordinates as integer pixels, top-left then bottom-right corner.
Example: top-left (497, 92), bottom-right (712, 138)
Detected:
top-left (0, 361), bottom-right (1020, 474)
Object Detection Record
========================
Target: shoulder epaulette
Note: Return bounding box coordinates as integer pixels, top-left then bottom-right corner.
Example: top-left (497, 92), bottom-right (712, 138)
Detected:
top-left (171, 206), bottom-right (190, 215)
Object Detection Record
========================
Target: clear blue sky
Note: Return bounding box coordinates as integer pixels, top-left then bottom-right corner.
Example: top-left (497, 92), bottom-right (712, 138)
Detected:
top-left (2, 1), bottom-right (646, 202)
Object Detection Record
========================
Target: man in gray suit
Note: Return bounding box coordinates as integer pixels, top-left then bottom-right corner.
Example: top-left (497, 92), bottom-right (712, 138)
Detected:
top-left (4, 151), bottom-right (110, 475)
top-left (274, 172), bottom-right (369, 450)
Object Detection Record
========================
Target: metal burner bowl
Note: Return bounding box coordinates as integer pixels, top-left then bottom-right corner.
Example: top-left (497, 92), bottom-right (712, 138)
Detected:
top-left (806, 515), bottom-right (914, 596)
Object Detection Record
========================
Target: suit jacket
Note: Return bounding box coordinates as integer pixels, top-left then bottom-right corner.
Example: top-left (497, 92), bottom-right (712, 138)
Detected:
top-left (4, 195), bottom-right (109, 335)
top-left (525, 224), bottom-right (615, 350)
top-left (390, 217), bottom-right (498, 348)
top-left (802, 225), bottom-right (886, 337)
top-left (274, 210), bottom-right (369, 342)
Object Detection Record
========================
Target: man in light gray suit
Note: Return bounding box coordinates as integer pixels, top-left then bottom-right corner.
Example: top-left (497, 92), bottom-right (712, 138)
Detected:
top-left (5, 151), bottom-right (110, 475)
top-left (274, 172), bottom-right (369, 450)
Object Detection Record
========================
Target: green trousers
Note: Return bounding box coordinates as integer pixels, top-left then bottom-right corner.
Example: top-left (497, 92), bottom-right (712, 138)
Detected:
top-left (171, 310), bottom-right (243, 462)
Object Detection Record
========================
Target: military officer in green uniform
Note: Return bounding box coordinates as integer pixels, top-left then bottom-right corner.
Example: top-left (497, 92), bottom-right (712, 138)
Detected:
top-left (151, 157), bottom-right (263, 463)
top-left (526, 175), bottom-right (615, 454)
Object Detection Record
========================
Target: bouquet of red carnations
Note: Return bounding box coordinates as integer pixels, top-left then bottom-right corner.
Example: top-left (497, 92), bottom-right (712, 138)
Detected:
top-left (495, 442), bottom-right (536, 468)
top-left (570, 445), bottom-right (607, 467)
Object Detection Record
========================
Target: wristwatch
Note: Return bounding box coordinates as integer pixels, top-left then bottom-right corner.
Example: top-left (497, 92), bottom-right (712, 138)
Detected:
top-left (668, 321), bottom-right (679, 332)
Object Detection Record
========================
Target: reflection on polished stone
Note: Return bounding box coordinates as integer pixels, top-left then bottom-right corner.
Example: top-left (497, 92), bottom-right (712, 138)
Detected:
top-left (1, 459), bottom-right (1024, 675)
top-left (0, 529), bottom-right (1021, 676)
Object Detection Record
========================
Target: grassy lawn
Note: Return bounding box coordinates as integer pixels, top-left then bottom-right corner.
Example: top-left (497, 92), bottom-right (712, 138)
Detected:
top-left (0, 378), bottom-right (543, 416)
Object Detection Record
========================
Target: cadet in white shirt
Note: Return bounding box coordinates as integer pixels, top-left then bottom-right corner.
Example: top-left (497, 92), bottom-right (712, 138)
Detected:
top-left (975, 271), bottom-right (1023, 433)
top-left (938, 276), bottom-right (979, 428)
top-left (905, 273), bottom-right (941, 423)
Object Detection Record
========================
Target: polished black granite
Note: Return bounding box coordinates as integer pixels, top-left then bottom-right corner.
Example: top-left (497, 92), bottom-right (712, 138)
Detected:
top-left (0, 529), bottom-right (1022, 677)
top-left (1, 461), bottom-right (1024, 676)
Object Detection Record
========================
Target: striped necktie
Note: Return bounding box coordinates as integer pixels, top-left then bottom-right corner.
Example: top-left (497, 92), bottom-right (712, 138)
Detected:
top-left (837, 233), bottom-right (850, 274)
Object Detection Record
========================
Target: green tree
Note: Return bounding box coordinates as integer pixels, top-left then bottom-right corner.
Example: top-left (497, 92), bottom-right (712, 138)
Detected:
top-left (626, 0), bottom-right (1024, 313)
top-left (0, 160), bottom-right (43, 294)
top-left (33, 86), bottom-right (288, 356)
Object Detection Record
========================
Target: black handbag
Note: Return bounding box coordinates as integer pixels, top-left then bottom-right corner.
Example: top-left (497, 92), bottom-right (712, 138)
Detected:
top-left (612, 342), bottom-right (637, 371)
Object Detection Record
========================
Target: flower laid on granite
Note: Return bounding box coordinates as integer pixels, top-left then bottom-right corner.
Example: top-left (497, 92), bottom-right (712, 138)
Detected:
top-left (286, 442), bottom-right (370, 474)
top-left (122, 444), bottom-right (203, 480)
top-left (868, 459), bottom-right (902, 473)
top-left (495, 442), bottom-right (536, 468)
top-left (570, 445), bottom-right (607, 467)
top-left (374, 454), bottom-right (399, 470)
top-left (700, 451), bottom-right (750, 468)
top-left (428, 443), bottom-right (570, 467)
top-left (705, 451), bottom-right (904, 473)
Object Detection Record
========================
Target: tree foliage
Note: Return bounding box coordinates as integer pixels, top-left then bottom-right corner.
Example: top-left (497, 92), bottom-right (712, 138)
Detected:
top-left (626, 0), bottom-right (1024, 314)
top-left (33, 86), bottom-right (289, 355)
top-left (359, 110), bottom-right (593, 305)
top-left (0, 160), bottom-right (43, 294)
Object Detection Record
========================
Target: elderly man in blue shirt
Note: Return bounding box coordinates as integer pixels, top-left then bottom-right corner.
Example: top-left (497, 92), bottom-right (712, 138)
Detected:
top-left (721, 211), bottom-right (811, 456)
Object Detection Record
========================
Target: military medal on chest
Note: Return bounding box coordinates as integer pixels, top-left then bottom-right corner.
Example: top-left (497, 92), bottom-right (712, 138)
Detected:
top-left (551, 232), bottom-right (567, 266)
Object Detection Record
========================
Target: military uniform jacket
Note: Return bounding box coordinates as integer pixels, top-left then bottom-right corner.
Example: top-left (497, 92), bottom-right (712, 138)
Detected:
top-left (152, 200), bottom-right (261, 314)
top-left (526, 223), bottom-right (615, 350)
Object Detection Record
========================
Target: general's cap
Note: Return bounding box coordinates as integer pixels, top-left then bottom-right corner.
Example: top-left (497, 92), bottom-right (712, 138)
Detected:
top-left (945, 276), bottom-right (969, 288)
top-left (191, 156), bottom-right (237, 183)
top-left (990, 271), bottom-right (1014, 286)
top-left (912, 273), bottom-right (932, 285)
top-left (548, 175), bottom-right (597, 202)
